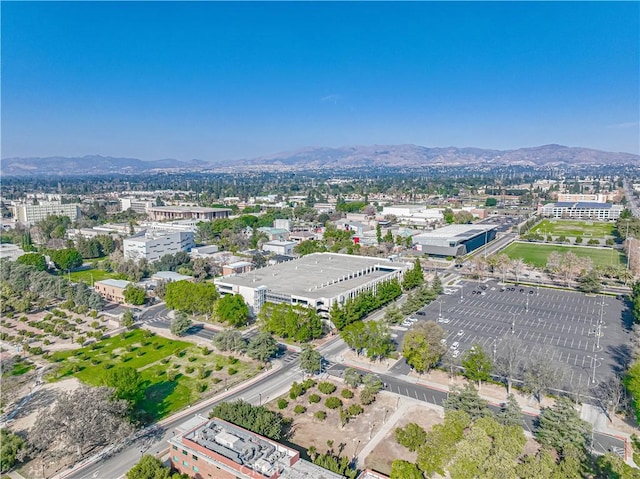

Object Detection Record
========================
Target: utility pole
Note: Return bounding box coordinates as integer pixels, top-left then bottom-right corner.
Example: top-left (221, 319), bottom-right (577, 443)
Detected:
top-left (492, 338), bottom-right (497, 360)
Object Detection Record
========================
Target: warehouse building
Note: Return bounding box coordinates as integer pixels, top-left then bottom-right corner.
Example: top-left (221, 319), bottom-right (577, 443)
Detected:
top-left (412, 224), bottom-right (497, 257)
top-left (538, 202), bottom-right (623, 220)
top-left (215, 252), bottom-right (411, 316)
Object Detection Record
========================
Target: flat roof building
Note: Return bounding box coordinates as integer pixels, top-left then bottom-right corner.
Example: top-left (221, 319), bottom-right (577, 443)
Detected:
top-left (169, 416), bottom-right (346, 479)
top-left (215, 252), bottom-right (410, 317)
top-left (412, 224), bottom-right (497, 257)
top-left (94, 279), bottom-right (132, 304)
top-left (147, 206), bottom-right (231, 222)
top-left (262, 240), bottom-right (297, 256)
top-left (12, 201), bottom-right (81, 225)
top-left (538, 202), bottom-right (623, 220)
top-left (124, 230), bottom-right (195, 263)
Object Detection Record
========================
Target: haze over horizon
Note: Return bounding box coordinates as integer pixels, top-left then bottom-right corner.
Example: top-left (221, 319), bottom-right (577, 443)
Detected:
top-left (2, 2), bottom-right (639, 161)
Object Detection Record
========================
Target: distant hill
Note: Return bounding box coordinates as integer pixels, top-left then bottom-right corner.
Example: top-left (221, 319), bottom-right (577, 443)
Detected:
top-left (2, 145), bottom-right (638, 176)
top-left (0, 155), bottom-right (209, 176)
top-left (238, 144), bottom-right (640, 169)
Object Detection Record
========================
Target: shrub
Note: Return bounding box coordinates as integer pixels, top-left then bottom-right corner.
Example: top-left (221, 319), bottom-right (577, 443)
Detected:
top-left (341, 389), bottom-right (354, 399)
top-left (199, 383), bottom-right (207, 392)
top-left (325, 397), bottom-right (342, 409)
top-left (136, 350), bottom-right (145, 357)
top-left (228, 367), bottom-right (238, 375)
top-left (185, 366), bottom-right (195, 374)
top-left (166, 370), bottom-right (177, 381)
top-left (214, 363), bottom-right (224, 371)
top-left (160, 358), bottom-right (169, 364)
top-left (302, 378), bottom-right (316, 390)
top-left (212, 377), bottom-right (222, 384)
top-left (360, 388), bottom-right (376, 405)
top-left (345, 404), bottom-right (363, 416)
top-left (228, 356), bottom-right (239, 365)
top-left (173, 363), bottom-right (180, 369)
top-left (277, 398), bottom-right (289, 409)
top-left (289, 382), bottom-right (305, 399)
top-left (293, 405), bottom-right (306, 414)
top-left (188, 356), bottom-right (197, 362)
top-left (201, 346), bottom-right (211, 355)
top-left (309, 393), bottom-right (321, 404)
top-left (314, 410), bottom-right (327, 421)
top-left (318, 382), bottom-right (337, 395)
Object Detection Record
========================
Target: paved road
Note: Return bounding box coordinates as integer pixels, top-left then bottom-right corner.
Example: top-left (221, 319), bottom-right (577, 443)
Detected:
top-left (326, 362), bottom-right (626, 457)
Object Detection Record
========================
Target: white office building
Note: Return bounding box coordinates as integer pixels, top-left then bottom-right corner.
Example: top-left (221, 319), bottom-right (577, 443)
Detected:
top-left (124, 230), bottom-right (195, 263)
top-left (538, 202), bottom-right (623, 220)
top-left (12, 201), bottom-right (81, 225)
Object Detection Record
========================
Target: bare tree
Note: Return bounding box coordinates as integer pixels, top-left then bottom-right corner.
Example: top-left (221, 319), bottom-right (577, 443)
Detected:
top-left (471, 256), bottom-right (488, 280)
top-left (29, 386), bottom-right (133, 459)
top-left (512, 258), bottom-right (526, 283)
top-left (495, 254), bottom-right (512, 283)
top-left (596, 376), bottom-right (625, 422)
top-left (522, 348), bottom-right (562, 404)
top-left (494, 335), bottom-right (525, 395)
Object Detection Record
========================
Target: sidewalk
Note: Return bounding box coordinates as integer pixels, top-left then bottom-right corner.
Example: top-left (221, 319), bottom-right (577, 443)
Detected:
top-left (354, 399), bottom-right (410, 465)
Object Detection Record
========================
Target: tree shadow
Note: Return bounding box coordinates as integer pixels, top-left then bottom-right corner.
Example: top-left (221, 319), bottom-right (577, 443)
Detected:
top-left (605, 343), bottom-right (632, 376)
top-left (136, 380), bottom-right (178, 424)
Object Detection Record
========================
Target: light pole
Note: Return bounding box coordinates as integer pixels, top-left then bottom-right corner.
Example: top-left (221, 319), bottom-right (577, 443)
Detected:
top-left (460, 284), bottom-right (464, 303)
top-left (511, 313), bottom-right (516, 335)
top-left (259, 393), bottom-right (262, 406)
top-left (492, 338), bottom-right (497, 360)
top-left (435, 300), bottom-right (443, 320)
top-left (525, 296), bottom-right (529, 313)
top-left (587, 355), bottom-right (599, 384)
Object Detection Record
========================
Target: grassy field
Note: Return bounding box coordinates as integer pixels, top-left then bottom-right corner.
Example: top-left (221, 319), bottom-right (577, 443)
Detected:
top-left (503, 242), bottom-right (625, 268)
top-left (49, 329), bottom-right (259, 421)
top-left (529, 219), bottom-right (616, 238)
top-left (68, 268), bottom-right (123, 283)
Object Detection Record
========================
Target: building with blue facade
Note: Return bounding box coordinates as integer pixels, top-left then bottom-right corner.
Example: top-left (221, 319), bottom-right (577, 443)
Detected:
top-left (412, 224), bottom-right (498, 257)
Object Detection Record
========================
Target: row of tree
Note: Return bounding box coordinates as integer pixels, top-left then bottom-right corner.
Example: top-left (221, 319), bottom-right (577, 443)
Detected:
top-left (164, 280), bottom-right (219, 315)
top-left (258, 302), bottom-right (324, 342)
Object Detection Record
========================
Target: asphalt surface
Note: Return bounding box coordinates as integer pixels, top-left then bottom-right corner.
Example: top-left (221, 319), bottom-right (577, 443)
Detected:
top-left (390, 279), bottom-right (632, 393)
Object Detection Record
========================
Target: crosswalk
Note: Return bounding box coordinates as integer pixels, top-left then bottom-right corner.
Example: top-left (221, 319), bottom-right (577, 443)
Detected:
top-left (143, 316), bottom-right (170, 325)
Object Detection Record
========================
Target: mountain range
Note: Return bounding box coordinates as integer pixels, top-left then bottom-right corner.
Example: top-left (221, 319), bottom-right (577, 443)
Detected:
top-left (2, 144), bottom-right (638, 176)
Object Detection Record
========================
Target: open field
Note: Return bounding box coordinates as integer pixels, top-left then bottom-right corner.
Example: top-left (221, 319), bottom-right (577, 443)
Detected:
top-left (49, 329), bottom-right (260, 421)
top-left (68, 267), bottom-right (122, 283)
top-left (530, 219), bottom-right (616, 238)
top-left (502, 242), bottom-right (625, 268)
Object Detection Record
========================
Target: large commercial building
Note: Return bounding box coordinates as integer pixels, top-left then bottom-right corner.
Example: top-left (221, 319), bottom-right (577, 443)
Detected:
top-left (556, 193), bottom-right (614, 203)
top-left (412, 224), bottom-right (497, 257)
top-left (147, 206), bottom-right (231, 222)
top-left (12, 201), bottom-right (81, 225)
top-left (123, 230), bottom-right (195, 263)
top-left (538, 202), bottom-right (623, 220)
top-left (120, 198), bottom-right (153, 214)
top-left (215, 252), bottom-right (411, 316)
top-left (381, 205), bottom-right (443, 226)
top-left (169, 415), bottom-right (346, 479)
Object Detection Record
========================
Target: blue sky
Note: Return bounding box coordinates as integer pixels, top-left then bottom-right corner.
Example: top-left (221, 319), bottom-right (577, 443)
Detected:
top-left (2, 1), bottom-right (639, 161)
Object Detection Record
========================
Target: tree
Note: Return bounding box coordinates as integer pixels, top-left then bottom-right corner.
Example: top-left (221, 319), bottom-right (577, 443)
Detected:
top-left (461, 344), bottom-right (492, 388)
top-left (121, 309), bottom-right (135, 329)
top-left (300, 345), bottom-right (323, 375)
top-left (624, 360), bottom-right (640, 423)
top-left (259, 303), bottom-right (323, 342)
top-left (29, 386), bottom-right (133, 458)
top-left (213, 329), bottom-right (247, 353)
top-left (498, 394), bottom-right (523, 428)
top-left (383, 304), bottom-right (404, 324)
top-left (341, 320), bottom-right (394, 360)
top-left (105, 366), bottom-right (143, 405)
top-left (165, 280), bottom-right (218, 315)
top-left (390, 460), bottom-right (422, 479)
top-left (535, 396), bottom-right (592, 454)
top-left (443, 383), bottom-right (491, 420)
top-left (215, 294), bottom-right (249, 327)
top-left (210, 400), bottom-right (288, 440)
top-left (123, 284), bottom-right (146, 305)
top-left (431, 273), bottom-right (443, 294)
top-left (246, 332), bottom-right (278, 363)
top-left (523, 348), bottom-right (563, 404)
top-left (485, 197), bottom-right (498, 207)
top-left (343, 368), bottom-right (362, 388)
top-left (395, 423), bottom-right (426, 452)
top-left (494, 335), bottom-right (525, 394)
top-left (127, 455), bottom-right (187, 479)
top-left (376, 223), bottom-right (382, 244)
top-left (16, 253), bottom-right (47, 271)
top-left (1, 429), bottom-right (25, 473)
top-left (401, 321), bottom-right (446, 374)
top-left (402, 259), bottom-right (424, 290)
top-left (578, 270), bottom-right (601, 294)
top-left (51, 248), bottom-right (83, 271)
top-left (170, 313), bottom-right (192, 337)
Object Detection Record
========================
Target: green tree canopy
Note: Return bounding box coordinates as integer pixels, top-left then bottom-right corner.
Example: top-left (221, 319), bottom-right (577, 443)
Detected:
top-left (461, 344), bottom-right (493, 387)
top-left (210, 400), bottom-right (289, 440)
top-left (16, 253), bottom-right (47, 271)
top-left (390, 460), bottom-right (422, 479)
top-left (105, 366), bottom-right (144, 405)
top-left (170, 313), bottom-right (192, 337)
top-left (401, 320), bottom-right (445, 373)
top-left (215, 294), bottom-right (249, 327)
top-left (123, 284), bottom-right (146, 305)
top-left (246, 331), bottom-right (278, 363)
top-left (535, 396), bottom-right (592, 454)
top-left (259, 303), bottom-right (323, 342)
top-left (299, 345), bottom-right (323, 375)
top-left (51, 248), bottom-right (83, 271)
top-left (0, 429), bottom-right (25, 473)
top-left (165, 280), bottom-right (219, 315)
top-left (126, 454), bottom-right (187, 479)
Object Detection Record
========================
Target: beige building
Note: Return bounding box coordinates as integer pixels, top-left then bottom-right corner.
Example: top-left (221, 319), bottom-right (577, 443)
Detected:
top-left (147, 206), bottom-right (231, 222)
top-left (94, 279), bottom-right (131, 304)
top-left (12, 201), bottom-right (81, 225)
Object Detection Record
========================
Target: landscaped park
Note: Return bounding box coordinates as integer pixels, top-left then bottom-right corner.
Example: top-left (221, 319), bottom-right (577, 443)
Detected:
top-left (502, 242), bottom-right (625, 268)
top-left (48, 329), bottom-right (261, 421)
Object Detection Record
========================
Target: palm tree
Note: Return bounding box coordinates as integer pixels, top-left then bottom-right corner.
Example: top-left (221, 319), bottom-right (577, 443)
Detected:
top-left (307, 446), bottom-right (318, 461)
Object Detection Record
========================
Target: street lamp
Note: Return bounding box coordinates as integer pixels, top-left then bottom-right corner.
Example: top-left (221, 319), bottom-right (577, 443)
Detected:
top-left (586, 355), bottom-right (599, 384)
top-left (492, 338), bottom-right (497, 360)
top-left (259, 393), bottom-right (262, 406)
top-left (435, 300), bottom-right (443, 320)
top-left (511, 313), bottom-right (516, 335)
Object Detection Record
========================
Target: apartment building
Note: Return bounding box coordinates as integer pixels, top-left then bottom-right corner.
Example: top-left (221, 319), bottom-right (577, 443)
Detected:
top-left (12, 201), bottom-right (81, 225)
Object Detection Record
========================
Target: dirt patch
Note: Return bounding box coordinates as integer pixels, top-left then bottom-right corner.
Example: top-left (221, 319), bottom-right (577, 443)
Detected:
top-left (267, 379), bottom-right (397, 461)
top-left (10, 378), bottom-right (82, 435)
top-left (364, 403), bottom-right (444, 475)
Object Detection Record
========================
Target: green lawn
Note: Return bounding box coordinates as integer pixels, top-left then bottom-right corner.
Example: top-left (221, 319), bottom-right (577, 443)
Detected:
top-left (48, 329), bottom-right (260, 421)
top-left (502, 242), bottom-right (625, 268)
top-left (68, 268), bottom-right (123, 283)
top-left (529, 219), bottom-right (616, 238)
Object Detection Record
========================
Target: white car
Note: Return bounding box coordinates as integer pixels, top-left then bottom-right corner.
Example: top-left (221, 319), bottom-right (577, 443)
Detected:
top-left (407, 317), bottom-right (418, 323)
top-left (452, 350), bottom-right (460, 358)
top-left (451, 341), bottom-right (460, 349)
top-left (457, 330), bottom-right (464, 336)
top-left (440, 338), bottom-right (447, 345)
top-left (442, 318), bottom-right (451, 324)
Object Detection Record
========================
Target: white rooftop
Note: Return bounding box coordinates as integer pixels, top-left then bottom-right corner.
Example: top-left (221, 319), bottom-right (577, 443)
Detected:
top-left (95, 279), bottom-right (131, 289)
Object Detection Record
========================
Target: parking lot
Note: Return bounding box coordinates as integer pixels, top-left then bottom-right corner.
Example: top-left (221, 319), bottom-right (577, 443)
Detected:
top-left (394, 279), bottom-right (632, 391)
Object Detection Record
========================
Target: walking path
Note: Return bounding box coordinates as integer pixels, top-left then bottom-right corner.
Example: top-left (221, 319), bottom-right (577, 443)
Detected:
top-left (354, 399), bottom-right (410, 466)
